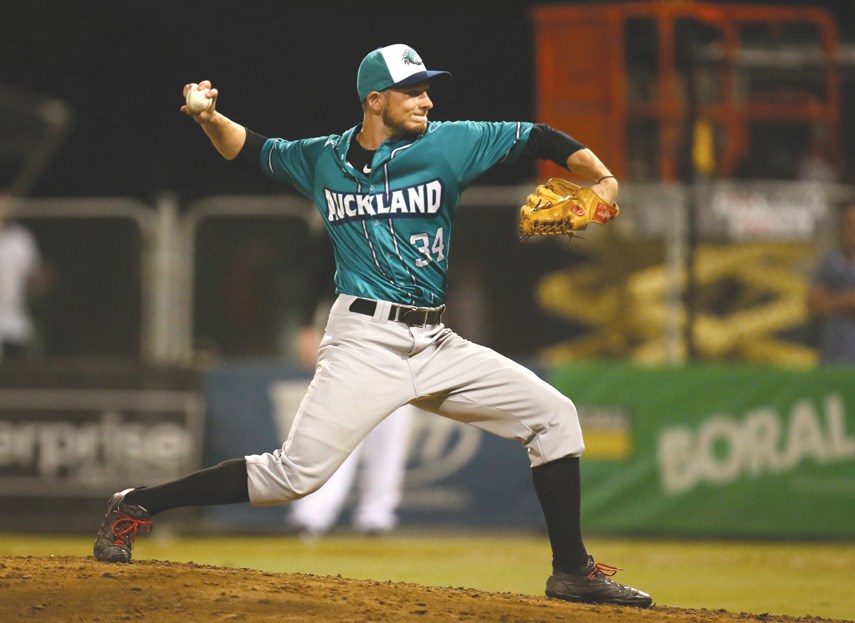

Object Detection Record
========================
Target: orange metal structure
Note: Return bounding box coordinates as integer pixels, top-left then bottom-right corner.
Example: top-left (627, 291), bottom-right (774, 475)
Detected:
top-left (530, 2), bottom-right (840, 181)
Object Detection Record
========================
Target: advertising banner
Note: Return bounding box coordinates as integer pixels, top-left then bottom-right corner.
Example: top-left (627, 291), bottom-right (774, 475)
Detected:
top-left (202, 361), bottom-right (854, 537)
top-left (551, 363), bottom-right (855, 538)
top-left (0, 363), bottom-right (204, 499)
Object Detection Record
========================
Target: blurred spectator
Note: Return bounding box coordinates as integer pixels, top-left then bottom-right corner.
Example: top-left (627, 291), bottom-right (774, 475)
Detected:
top-left (0, 195), bottom-right (50, 362)
top-left (286, 232), bottom-right (413, 538)
top-left (797, 124), bottom-right (839, 183)
top-left (806, 203), bottom-right (855, 364)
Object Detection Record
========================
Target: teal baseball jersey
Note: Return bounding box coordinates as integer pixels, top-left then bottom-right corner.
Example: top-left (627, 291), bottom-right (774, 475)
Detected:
top-left (260, 120), bottom-right (532, 307)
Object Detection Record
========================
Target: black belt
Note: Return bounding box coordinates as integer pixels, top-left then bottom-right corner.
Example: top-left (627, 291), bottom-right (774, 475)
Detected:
top-left (349, 298), bottom-right (445, 327)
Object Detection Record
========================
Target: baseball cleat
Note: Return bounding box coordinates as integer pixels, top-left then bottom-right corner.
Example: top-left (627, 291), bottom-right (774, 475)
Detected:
top-left (93, 488), bottom-right (152, 563)
top-left (546, 555), bottom-right (653, 607)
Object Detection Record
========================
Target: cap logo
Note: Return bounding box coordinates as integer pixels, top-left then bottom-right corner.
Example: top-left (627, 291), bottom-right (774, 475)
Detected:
top-left (402, 48), bottom-right (423, 66)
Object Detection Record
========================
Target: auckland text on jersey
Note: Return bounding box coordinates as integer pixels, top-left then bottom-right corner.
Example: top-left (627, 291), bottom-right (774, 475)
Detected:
top-left (324, 179), bottom-right (444, 223)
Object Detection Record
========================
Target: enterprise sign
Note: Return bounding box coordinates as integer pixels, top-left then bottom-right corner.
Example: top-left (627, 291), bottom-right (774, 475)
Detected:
top-left (0, 389), bottom-right (203, 497)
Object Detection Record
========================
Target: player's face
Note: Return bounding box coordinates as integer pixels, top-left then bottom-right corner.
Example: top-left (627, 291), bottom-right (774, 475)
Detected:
top-left (381, 82), bottom-right (433, 137)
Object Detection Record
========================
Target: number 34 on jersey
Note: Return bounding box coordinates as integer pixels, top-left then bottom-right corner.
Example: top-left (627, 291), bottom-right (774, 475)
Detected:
top-left (409, 227), bottom-right (445, 267)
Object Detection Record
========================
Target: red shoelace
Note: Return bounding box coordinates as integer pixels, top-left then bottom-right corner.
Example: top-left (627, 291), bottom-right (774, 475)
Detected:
top-left (111, 516), bottom-right (152, 547)
top-left (589, 562), bottom-right (622, 578)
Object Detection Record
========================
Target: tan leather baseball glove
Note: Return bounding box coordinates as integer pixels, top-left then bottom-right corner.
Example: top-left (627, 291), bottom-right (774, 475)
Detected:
top-left (519, 178), bottom-right (619, 240)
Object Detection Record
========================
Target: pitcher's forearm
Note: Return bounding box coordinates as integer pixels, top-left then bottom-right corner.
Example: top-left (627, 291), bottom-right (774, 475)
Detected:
top-left (201, 114), bottom-right (247, 160)
top-left (567, 148), bottom-right (618, 204)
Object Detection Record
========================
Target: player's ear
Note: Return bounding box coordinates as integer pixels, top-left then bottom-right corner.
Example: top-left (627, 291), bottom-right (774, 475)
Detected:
top-left (364, 91), bottom-right (386, 113)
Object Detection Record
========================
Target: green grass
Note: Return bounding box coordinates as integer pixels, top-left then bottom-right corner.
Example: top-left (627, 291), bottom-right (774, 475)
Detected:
top-left (2, 532), bottom-right (853, 621)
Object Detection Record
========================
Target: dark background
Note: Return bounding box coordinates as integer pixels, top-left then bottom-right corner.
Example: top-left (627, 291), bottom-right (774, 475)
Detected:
top-left (4, 0), bottom-right (854, 199)
top-left (3, 0), bottom-right (540, 198)
top-left (3, 0), bottom-right (854, 360)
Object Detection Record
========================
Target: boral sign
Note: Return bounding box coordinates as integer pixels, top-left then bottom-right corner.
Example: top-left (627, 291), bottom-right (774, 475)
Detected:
top-left (657, 393), bottom-right (855, 495)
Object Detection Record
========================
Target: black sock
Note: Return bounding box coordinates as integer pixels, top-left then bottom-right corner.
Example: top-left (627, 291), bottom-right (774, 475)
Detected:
top-left (124, 458), bottom-right (250, 516)
top-left (531, 456), bottom-right (589, 573)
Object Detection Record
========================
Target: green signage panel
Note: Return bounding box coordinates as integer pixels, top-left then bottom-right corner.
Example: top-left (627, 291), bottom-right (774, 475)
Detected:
top-left (551, 363), bottom-right (855, 537)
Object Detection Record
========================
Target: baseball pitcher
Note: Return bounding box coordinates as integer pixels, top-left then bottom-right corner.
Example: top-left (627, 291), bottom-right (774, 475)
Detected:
top-left (93, 43), bottom-right (651, 607)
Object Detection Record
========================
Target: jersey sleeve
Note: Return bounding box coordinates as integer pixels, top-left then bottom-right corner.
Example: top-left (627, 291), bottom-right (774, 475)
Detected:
top-left (260, 136), bottom-right (328, 198)
top-left (438, 121), bottom-right (534, 188)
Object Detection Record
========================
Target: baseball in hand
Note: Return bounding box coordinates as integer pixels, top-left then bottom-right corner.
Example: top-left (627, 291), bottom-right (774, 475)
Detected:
top-left (185, 87), bottom-right (212, 113)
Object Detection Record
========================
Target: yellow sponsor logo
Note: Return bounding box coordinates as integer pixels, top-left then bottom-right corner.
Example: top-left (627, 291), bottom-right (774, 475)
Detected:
top-left (536, 242), bottom-right (816, 367)
top-left (578, 406), bottom-right (632, 461)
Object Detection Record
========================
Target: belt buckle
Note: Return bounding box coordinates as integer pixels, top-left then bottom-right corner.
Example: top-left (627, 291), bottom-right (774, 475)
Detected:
top-left (401, 306), bottom-right (431, 327)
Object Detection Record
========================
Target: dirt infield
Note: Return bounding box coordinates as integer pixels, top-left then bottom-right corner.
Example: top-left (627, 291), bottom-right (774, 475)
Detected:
top-left (1, 555), bottom-right (850, 623)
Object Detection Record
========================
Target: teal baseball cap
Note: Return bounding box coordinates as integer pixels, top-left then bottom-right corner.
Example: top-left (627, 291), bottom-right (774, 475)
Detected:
top-left (357, 44), bottom-right (451, 101)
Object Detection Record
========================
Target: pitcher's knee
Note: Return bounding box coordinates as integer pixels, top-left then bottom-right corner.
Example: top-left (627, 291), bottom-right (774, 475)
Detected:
top-left (245, 451), bottom-right (332, 506)
top-left (525, 398), bottom-right (585, 466)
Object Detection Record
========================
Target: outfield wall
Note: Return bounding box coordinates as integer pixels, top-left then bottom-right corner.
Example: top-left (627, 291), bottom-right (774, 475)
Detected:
top-left (550, 363), bottom-right (854, 538)
top-left (199, 360), bottom-right (855, 538)
top-left (0, 361), bottom-right (204, 531)
top-left (0, 360), bottom-right (851, 537)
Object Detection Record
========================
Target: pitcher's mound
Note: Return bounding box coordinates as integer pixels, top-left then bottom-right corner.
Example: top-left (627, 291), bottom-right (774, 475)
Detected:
top-left (0, 556), bottom-right (846, 623)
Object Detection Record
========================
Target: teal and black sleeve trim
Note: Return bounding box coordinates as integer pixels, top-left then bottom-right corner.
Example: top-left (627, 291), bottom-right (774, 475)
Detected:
top-left (523, 123), bottom-right (585, 167)
top-left (233, 127), bottom-right (267, 171)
